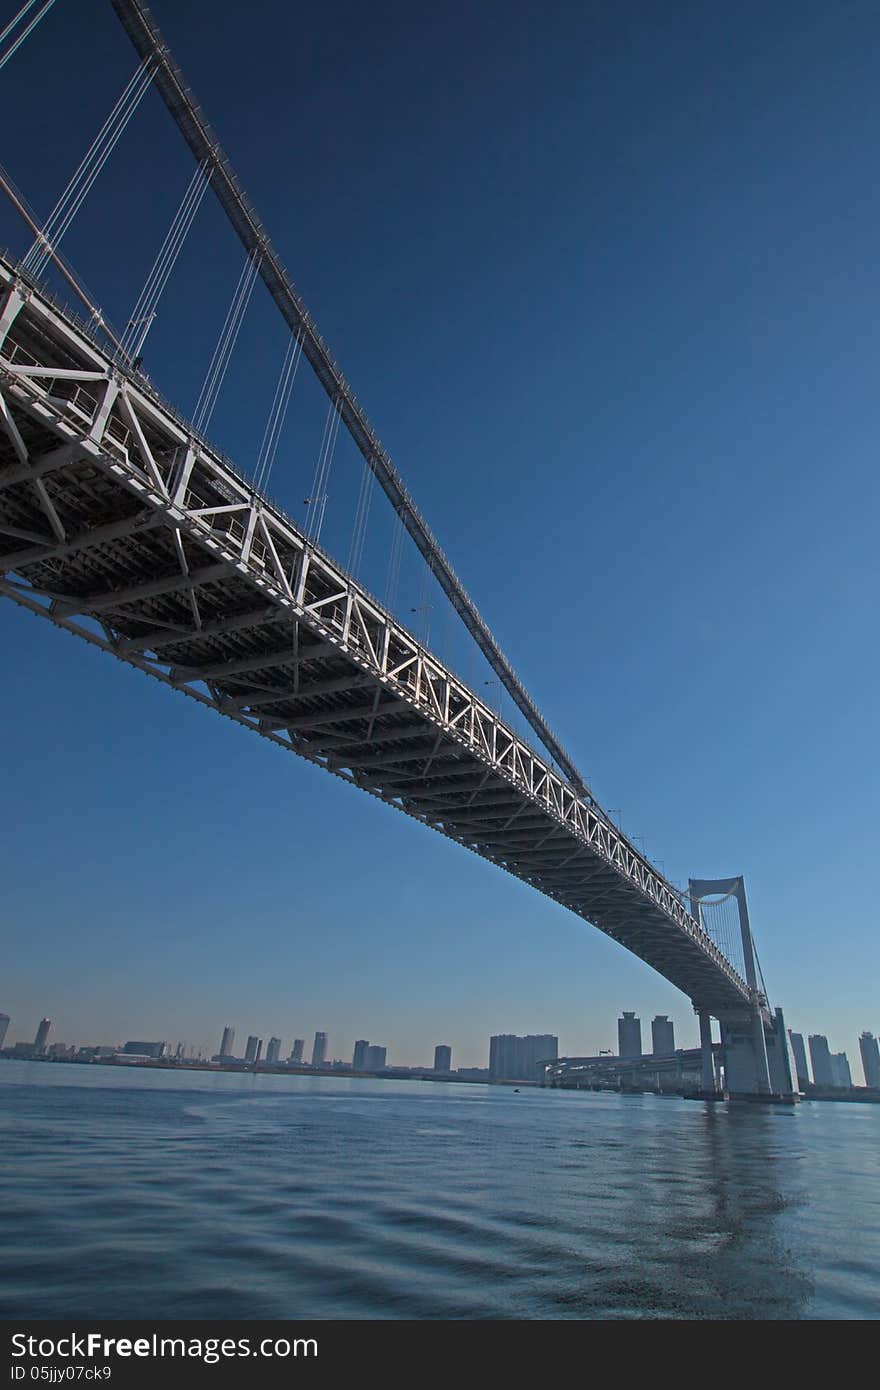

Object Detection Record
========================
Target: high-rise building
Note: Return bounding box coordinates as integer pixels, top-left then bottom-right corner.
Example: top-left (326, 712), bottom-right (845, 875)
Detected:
top-left (489, 1034), bottom-right (558, 1081)
top-left (859, 1032), bottom-right (880, 1089)
top-left (651, 1016), bottom-right (675, 1056)
top-left (788, 1031), bottom-right (810, 1089)
top-left (830, 1053), bottom-right (852, 1089)
top-left (266, 1037), bottom-right (281, 1064)
top-left (618, 1012), bottom-right (642, 1059)
top-left (33, 1018), bottom-right (51, 1054)
top-left (311, 1032), bottom-right (327, 1067)
top-left (245, 1035), bottom-right (261, 1064)
top-left (220, 1025), bottom-right (235, 1057)
top-left (808, 1034), bottom-right (834, 1088)
top-left (434, 1044), bottom-right (452, 1072)
top-left (364, 1044), bottom-right (387, 1071)
top-left (352, 1040), bottom-right (370, 1071)
top-left (290, 1039), bottom-right (305, 1064)
top-left (0, 1013), bottom-right (9, 1049)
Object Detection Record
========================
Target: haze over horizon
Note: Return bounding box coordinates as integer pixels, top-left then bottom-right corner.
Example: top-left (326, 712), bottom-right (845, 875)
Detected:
top-left (1, 0), bottom-right (877, 1069)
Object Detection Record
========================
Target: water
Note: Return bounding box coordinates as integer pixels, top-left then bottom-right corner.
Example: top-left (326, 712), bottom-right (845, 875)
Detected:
top-left (1, 1061), bottom-right (878, 1320)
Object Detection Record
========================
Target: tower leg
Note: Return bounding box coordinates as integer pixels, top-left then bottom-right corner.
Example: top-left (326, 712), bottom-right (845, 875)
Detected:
top-left (751, 1003), bottom-right (772, 1095)
top-left (699, 1011), bottom-right (716, 1093)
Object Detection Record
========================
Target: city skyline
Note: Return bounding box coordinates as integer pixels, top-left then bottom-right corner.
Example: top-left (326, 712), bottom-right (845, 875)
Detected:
top-left (1, 998), bottom-right (876, 1083)
top-left (1, 0), bottom-right (878, 1061)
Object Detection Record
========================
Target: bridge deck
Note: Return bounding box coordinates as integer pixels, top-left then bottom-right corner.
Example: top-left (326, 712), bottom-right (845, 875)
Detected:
top-left (0, 258), bottom-right (750, 1015)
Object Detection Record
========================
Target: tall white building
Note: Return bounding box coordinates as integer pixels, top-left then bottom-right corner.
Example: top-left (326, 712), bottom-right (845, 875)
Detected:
top-left (859, 1032), bottom-right (880, 1089)
top-left (808, 1034), bottom-right (834, 1088)
top-left (618, 1013), bottom-right (642, 1059)
top-left (830, 1052), bottom-right (852, 1089)
top-left (651, 1016), bottom-right (675, 1056)
top-left (489, 1034), bottom-right (557, 1080)
top-left (311, 1032), bottom-right (327, 1067)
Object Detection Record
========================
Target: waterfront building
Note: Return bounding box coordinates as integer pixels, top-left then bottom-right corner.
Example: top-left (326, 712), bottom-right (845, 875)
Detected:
top-left (788, 1031), bottom-right (810, 1089)
top-left (220, 1025), bottom-right (235, 1057)
top-left (266, 1037), bottom-right (281, 1064)
top-left (122, 1041), bottom-right (166, 1058)
top-left (489, 1034), bottom-right (558, 1081)
top-left (830, 1053), bottom-right (852, 1089)
top-left (34, 1018), bottom-right (51, 1054)
top-left (434, 1044), bottom-right (452, 1072)
top-left (245, 1035), bottom-right (262, 1064)
top-left (311, 1032), bottom-right (327, 1067)
top-left (364, 1045), bottom-right (387, 1070)
top-left (808, 1034), bottom-right (834, 1088)
top-left (352, 1039), bottom-right (370, 1071)
top-left (290, 1039), bottom-right (305, 1064)
top-left (859, 1032), bottom-right (880, 1089)
top-left (651, 1016), bottom-right (675, 1056)
top-left (0, 1013), bottom-right (9, 1049)
top-left (618, 1012), bottom-right (642, 1059)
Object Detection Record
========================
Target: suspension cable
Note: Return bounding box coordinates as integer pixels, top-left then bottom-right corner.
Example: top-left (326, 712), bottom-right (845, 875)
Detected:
top-left (0, 0), bottom-right (57, 73)
top-left (384, 510), bottom-right (405, 611)
top-left (119, 159), bottom-right (211, 360)
top-left (254, 327), bottom-right (304, 493)
top-left (346, 454), bottom-right (375, 575)
top-left (305, 397), bottom-right (341, 544)
top-left (191, 250), bottom-right (260, 434)
top-left (23, 57), bottom-right (154, 278)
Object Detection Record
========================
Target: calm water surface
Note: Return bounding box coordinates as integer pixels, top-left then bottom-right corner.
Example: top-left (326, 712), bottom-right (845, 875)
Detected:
top-left (1, 1062), bottom-right (878, 1319)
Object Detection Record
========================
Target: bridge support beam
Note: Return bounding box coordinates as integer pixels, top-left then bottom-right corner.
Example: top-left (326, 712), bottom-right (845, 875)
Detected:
top-left (698, 1011), bottom-right (717, 1094)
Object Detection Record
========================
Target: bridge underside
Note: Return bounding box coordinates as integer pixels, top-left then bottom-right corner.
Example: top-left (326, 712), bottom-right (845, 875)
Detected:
top-left (0, 259), bottom-right (751, 1015)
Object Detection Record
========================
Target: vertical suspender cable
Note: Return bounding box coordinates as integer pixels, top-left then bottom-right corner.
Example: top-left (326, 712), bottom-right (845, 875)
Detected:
top-left (254, 328), bottom-right (304, 493)
top-left (23, 57), bottom-right (154, 278)
top-left (119, 159), bottom-right (211, 359)
top-left (191, 251), bottom-right (260, 434)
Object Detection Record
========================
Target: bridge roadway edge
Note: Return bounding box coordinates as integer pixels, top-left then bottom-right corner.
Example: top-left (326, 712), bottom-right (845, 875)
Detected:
top-left (0, 257), bottom-right (752, 1018)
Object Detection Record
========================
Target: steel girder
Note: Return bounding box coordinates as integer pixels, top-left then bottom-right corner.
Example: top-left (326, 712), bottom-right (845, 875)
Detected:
top-left (0, 259), bottom-right (751, 1014)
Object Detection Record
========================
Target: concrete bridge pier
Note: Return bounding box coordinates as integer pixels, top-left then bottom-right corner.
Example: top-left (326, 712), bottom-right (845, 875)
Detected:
top-left (697, 1010), bottom-right (720, 1098)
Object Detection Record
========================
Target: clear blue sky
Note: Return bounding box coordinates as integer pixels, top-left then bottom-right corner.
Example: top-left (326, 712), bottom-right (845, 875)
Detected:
top-left (0, 0), bottom-right (877, 1069)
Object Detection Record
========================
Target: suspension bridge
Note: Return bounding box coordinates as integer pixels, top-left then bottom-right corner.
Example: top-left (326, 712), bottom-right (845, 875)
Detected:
top-left (0, 0), bottom-right (797, 1097)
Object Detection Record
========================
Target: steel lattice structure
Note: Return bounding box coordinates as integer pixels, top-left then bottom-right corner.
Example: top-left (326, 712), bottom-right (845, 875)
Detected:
top-left (0, 258), bottom-right (752, 1015)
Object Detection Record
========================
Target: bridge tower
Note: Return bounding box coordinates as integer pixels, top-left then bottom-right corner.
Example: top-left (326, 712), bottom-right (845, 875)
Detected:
top-left (689, 876), bottom-right (797, 1101)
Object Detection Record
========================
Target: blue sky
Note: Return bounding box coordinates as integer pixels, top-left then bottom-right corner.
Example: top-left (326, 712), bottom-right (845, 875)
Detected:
top-left (0, 0), bottom-right (877, 1070)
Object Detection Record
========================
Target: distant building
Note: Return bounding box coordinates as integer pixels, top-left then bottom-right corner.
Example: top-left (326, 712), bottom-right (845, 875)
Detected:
top-left (352, 1040), bottom-right (370, 1071)
top-left (489, 1034), bottom-right (558, 1081)
top-left (618, 1013), bottom-right (642, 1059)
top-left (434, 1044), bottom-right (452, 1073)
top-left (290, 1039), bottom-right (305, 1064)
top-left (266, 1037), bottom-right (282, 1064)
top-left (808, 1034), bottom-right (834, 1088)
top-left (220, 1025), bottom-right (235, 1057)
top-left (859, 1032), bottom-right (880, 1089)
top-left (830, 1053), bottom-right (852, 1089)
top-left (122, 1041), bottom-right (166, 1058)
top-left (651, 1016), bottom-right (675, 1057)
top-left (34, 1018), bottom-right (51, 1054)
top-left (0, 1013), bottom-right (9, 1049)
top-left (788, 1031), bottom-right (810, 1089)
top-left (311, 1032), bottom-right (327, 1067)
top-left (245, 1035), bottom-right (262, 1064)
top-left (364, 1044), bottom-right (387, 1071)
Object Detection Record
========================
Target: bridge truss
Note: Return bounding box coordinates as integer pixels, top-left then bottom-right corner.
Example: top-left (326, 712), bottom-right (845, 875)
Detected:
top-left (0, 258), bottom-right (752, 1016)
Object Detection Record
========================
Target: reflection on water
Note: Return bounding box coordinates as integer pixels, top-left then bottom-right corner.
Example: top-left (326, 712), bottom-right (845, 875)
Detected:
top-left (0, 1062), bottom-right (877, 1319)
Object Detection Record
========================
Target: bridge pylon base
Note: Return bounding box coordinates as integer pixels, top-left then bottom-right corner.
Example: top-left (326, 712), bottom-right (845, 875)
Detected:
top-left (718, 1006), bottom-right (798, 1101)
